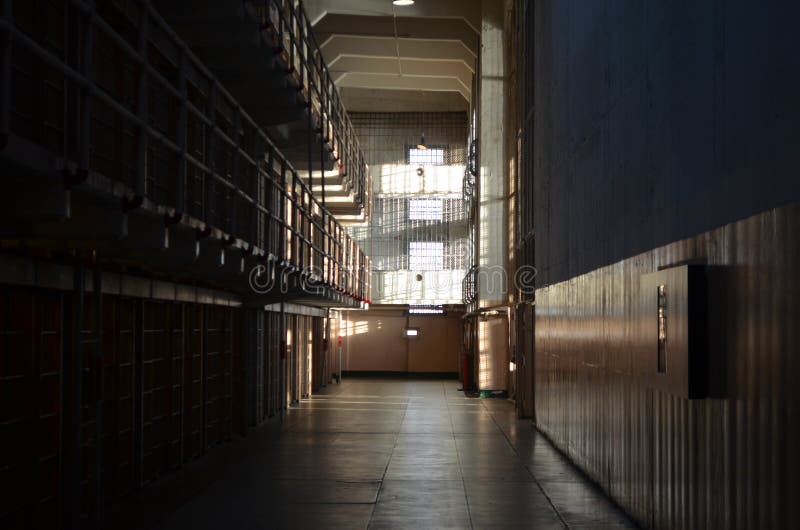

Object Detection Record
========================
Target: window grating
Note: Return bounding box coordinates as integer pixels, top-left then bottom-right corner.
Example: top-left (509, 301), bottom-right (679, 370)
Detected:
top-left (348, 112), bottom-right (471, 304)
top-left (407, 147), bottom-right (445, 166)
top-left (409, 241), bottom-right (444, 271)
top-left (408, 198), bottom-right (443, 221)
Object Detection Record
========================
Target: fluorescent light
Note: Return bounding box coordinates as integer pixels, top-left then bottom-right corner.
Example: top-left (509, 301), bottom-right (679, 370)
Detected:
top-left (404, 328), bottom-right (419, 337)
top-left (393, 0), bottom-right (415, 5)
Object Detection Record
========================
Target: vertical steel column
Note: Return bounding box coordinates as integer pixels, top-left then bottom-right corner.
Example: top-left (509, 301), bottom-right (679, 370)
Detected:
top-left (230, 105), bottom-right (242, 239)
top-left (91, 257), bottom-right (103, 529)
top-left (306, 45), bottom-right (314, 276)
top-left (201, 305), bottom-right (207, 452)
top-left (263, 150), bottom-right (271, 255)
top-left (226, 308), bottom-right (233, 441)
top-left (289, 314), bottom-right (294, 404)
top-left (268, 312), bottom-right (274, 417)
top-left (280, 159), bottom-right (287, 262)
top-left (249, 309), bottom-right (262, 426)
top-left (205, 81), bottom-right (217, 224)
top-left (175, 46), bottom-right (188, 214)
top-left (338, 314), bottom-right (343, 384)
top-left (134, 2), bottom-right (149, 198)
top-left (276, 0), bottom-right (285, 47)
top-left (78, 2), bottom-right (95, 179)
top-left (133, 300), bottom-right (143, 488)
top-left (178, 303), bottom-right (186, 464)
top-left (279, 302), bottom-right (286, 423)
top-left (286, 0), bottom-right (294, 75)
top-left (0, 0), bottom-right (13, 150)
top-left (320, 70), bottom-right (327, 206)
top-left (298, 3), bottom-right (306, 92)
top-left (321, 308), bottom-right (329, 387)
top-left (291, 172), bottom-right (299, 266)
top-left (69, 261), bottom-right (85, 530)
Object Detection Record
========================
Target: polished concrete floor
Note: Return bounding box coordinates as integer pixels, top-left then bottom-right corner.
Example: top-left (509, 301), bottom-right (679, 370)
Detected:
top-left (110, 379), bottom-right (636, 529)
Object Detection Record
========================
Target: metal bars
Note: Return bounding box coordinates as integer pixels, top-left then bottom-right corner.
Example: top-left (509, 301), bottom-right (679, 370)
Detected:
top-left (0, 0), bottom-right (370, 304)
top-left (252, 0), bottom-right (367, 210)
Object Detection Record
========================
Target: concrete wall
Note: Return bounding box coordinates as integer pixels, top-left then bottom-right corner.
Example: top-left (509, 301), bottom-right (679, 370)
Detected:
top-left (532, 0), bottom-right (800, 287)
top-left (477, 0), bottom-right (508, 306)
top-left (338, 307), bottom-right (461, 374)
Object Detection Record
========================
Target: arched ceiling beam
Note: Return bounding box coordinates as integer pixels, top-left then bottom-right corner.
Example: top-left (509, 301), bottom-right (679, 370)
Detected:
top-left (321, 35), bottom-right (476, 72)
top-left (313, 14), bottom-right (479, 56)
top-left (340, 88), bottom-right (468, 112)
top-left (336, 73), bottom-right (470, 102)
top-left (329, 56), bottom-right (472, 96)
top-left (303, 0), bottom-right (481, 34)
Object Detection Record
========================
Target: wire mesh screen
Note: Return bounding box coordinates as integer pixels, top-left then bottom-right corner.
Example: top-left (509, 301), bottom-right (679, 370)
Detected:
top-left (349, 112), bottom-right (470, 304)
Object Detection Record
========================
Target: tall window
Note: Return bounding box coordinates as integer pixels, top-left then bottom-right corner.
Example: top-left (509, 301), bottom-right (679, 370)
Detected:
top-left (408, 241), bottom-right (444, 270)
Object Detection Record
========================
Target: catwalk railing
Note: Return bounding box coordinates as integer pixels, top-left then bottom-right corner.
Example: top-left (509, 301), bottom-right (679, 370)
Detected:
top-left (251, 0), bottom-right (367, 209)
top-left (0, 0), bottom-right (371, 304)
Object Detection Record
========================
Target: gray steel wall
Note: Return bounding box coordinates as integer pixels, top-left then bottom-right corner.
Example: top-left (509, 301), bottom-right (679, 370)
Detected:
top-left (531, 0), bottom-right (800, 286)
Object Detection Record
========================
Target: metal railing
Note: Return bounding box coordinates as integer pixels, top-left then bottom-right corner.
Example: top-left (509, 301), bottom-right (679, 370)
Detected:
top-left (249, 0), bottom-right (367, 210)
top-left (462, 266), bottom-right (478, 309)
top-left (0, 0), bottom-right (370, 303)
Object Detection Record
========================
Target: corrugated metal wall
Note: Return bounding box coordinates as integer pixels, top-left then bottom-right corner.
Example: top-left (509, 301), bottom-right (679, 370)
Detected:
top-left (534, 204), bottom-right (799, 529)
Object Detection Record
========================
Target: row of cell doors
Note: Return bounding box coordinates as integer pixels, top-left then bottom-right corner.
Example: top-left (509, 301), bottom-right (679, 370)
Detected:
top-left (0, 285), bottom-right (240, 528)
top-left (0, 284), bottom-right (328, 529)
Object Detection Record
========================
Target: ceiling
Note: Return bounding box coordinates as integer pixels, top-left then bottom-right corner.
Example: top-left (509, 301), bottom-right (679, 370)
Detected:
top-left (304, 0), bottom-right (480, 112)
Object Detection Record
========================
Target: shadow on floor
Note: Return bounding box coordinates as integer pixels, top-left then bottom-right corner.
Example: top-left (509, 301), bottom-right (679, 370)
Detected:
top-left (105, 379), bottom-right (637, 530)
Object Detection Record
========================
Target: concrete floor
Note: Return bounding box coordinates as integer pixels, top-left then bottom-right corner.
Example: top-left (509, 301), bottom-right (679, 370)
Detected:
top-left (110, 379), bottom-right (636, 529)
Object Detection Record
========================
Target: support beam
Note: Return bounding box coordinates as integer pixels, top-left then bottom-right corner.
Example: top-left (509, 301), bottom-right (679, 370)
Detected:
top-left (330, 56), bottom-right (473, 95)
top-left (303, 0), bottom-right (482, 34)
top-left (314, 14), bottom-right (479, 55)
top-left (0, 203), bottom-right (127, 240)
top-left (336, 72), bottom-right (470, 101)
top-left (321, 35), bottom-right (476, 70)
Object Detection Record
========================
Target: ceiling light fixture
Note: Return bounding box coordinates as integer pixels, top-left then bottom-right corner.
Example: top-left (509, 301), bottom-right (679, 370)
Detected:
top-left (393, 0), bottom-right (415, 5)
top-left (417, 134), bottom-right (427, 150)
